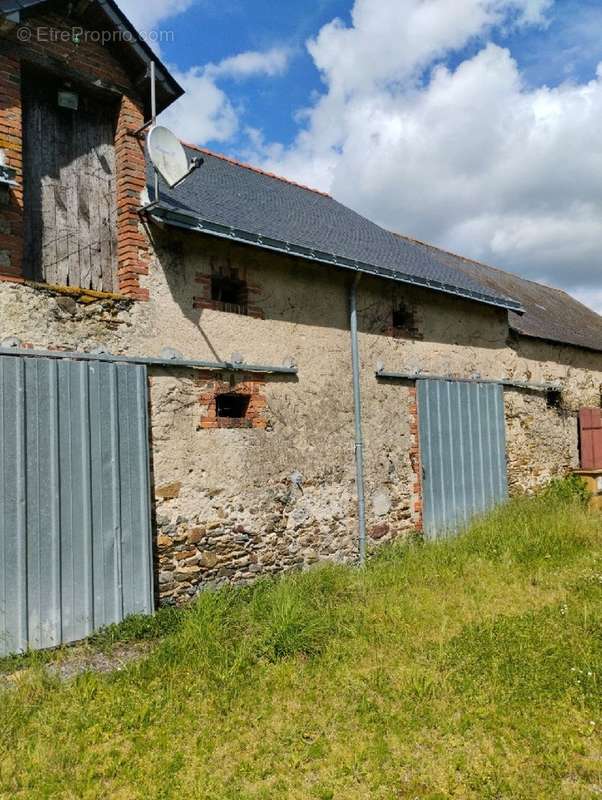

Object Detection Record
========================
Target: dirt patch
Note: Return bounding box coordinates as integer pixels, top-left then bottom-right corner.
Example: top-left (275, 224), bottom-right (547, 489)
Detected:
top-left (46, 642), bottom-right (153, 681)
top-left (0, 642), bottom-right (153, 689)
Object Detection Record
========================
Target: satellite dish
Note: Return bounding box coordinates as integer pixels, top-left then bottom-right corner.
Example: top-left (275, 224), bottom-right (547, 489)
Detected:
top-left (148, 125), bottom-right (201, 189)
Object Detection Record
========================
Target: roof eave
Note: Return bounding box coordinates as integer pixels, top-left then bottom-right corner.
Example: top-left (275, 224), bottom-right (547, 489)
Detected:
top-left (2, 0), bottom-right (184, 113)
top-left (97, 0), bottom-right (184, 113)
top-left (145, 203), bottom-right (525, 314)
top-left (510, 325), bottom-right (602, 355)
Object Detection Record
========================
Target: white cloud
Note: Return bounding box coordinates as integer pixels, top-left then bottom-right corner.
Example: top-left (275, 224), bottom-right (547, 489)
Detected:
top-left (160, 48), bottom-right (292, 144)
top-left (244, 0), bottom-right (602, 313)
top-left (117, 0), bottom-right (196, 31)
top-left (207, 48), bottom-right (291, 80)
top-left (161, 67), bottom-right (238, 143)
top-left (116, 0), bottom-right (291, 141)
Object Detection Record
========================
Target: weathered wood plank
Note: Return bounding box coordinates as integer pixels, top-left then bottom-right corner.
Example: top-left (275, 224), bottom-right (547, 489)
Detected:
top-left (22, 80), bottom-right (43, 279)
top-left (88, 126), bottom-right (102, 292)
top-left (98, 116), bottom-right (117, 292)
top-left (42, 95), bottom-right (58, 283)
top-left (55, 106), bottom-right (71, 286)
top-left (66, 108), bottom-right (80, 287)
top-left (78, 136), bottom-right (92, 289)
top-left (22, 72), bottom-right (118, 291)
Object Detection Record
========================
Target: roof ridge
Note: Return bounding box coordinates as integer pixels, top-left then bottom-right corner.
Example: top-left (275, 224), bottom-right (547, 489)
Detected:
top-left (181, 142), bottom-right (332, 199)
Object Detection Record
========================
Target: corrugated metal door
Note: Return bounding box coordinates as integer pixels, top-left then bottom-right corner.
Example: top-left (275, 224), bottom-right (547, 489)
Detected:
top-left (579, 408), bottom-right (602, 469)
top-left (418, 379), bottom-right (508, 538)
top-left (0, 356), bottom-right (153, 656)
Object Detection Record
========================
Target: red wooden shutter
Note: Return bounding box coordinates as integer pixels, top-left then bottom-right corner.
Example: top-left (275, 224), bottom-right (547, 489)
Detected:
top-left (579, 408), bottom-right (602, 469)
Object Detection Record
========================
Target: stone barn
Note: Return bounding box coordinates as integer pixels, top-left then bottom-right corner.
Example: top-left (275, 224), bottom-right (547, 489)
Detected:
top-left (0, 0), bottom-right (601, 654)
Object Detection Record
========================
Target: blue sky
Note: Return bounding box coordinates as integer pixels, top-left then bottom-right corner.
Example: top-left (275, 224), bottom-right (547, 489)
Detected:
top-left (119, 0), bottom-right (602, 312)
top-left (149, 0), bottom-right (602, 150)
top-left (156, 0), bottom-right (351, 148)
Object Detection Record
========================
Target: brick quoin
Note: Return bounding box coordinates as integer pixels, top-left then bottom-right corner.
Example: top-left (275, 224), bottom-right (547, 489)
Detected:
top-left (0, 51), bottom-right (24, 280)
top-left (0, 11), bottom-right (150, 298)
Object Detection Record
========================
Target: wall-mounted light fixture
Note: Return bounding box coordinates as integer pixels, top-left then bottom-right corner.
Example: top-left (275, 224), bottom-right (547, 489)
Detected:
top-left (58, 90), bottom-right (79, 111)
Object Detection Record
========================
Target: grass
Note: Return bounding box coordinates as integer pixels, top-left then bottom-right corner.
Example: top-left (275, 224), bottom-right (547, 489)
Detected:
top-left (1, 481), bottom-right (601, 799)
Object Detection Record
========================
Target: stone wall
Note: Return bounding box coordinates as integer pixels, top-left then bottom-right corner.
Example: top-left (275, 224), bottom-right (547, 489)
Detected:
top-left (504, 390), bottom-right (579, 494)
top-left (0, 227), bottom-right (600, 604)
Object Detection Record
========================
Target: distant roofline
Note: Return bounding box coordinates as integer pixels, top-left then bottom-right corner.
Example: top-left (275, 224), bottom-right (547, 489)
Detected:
top-left (182, 142), bottom-right (332, 199)
top-left (393, 229), bottom-right (602, 319)
top-left (391, 231), bottom-right (564, 295)
top-left (390, 232), bottom-right (602, 351)
top-left (509, 328), bottom-right (602, 354)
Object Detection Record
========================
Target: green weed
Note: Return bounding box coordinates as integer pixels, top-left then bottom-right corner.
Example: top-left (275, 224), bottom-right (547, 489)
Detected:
top-left (1, 481), bottom-right (601, 799)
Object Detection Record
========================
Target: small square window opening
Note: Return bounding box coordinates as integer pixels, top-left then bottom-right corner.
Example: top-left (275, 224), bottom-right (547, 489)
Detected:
top-left (216, 393), bottom-right (250, 419)
top-left (391, 301), bottom-right (419, 333)
top-left (211, 272), bottom-right (248, 311)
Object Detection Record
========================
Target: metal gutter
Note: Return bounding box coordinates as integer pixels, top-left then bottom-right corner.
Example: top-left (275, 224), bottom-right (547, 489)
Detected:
top-left (146, 205), bottom-right (525, 315)
top-left (375, 367), bottom-right (559, 393)
top-left (0, 347), bottom-right (298, 375)
top-left (349, 275), bottom-right (367, 566)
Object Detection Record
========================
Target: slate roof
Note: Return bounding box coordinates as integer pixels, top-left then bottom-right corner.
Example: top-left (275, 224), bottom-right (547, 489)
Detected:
top-left (147, 147), bottom-right (602, 353)
top-left (149, 147), bottom-right (522, 312)
top-left (1, 0), bottom-right (45, 10)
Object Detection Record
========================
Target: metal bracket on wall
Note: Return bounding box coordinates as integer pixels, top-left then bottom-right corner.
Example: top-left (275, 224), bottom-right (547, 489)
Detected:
top-left (0, 164), bottom-right (17, 205)
top-left (374, 365), bottom-right (560, 393)
top-left (0, 347), bottom-right (298, 376)
top-left (0, 164), bottom-right (17, 187)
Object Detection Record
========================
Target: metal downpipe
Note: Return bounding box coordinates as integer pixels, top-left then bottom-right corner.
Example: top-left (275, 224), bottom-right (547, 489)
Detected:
top-left (350, 273), bottom-right (367, 566)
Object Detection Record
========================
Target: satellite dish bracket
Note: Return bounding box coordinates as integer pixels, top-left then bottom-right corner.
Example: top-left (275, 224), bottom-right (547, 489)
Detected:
top-left (168, 156), bottom-right (204, 190)
top-left (143, 63), bottom-right (205, 205)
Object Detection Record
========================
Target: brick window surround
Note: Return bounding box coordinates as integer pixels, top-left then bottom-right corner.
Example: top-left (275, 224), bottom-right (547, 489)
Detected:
top-left (193, 255), bottom-right (264, 318)
top-left (200, 377), bottom-right (268, 430)
top-left (0, 12), bottom-right (150, 299)
top-left (385, 301), bottom-right (422, 340)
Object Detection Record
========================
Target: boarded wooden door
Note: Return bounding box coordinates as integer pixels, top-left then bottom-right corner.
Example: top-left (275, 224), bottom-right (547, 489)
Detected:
top-left (418, 379), bottom-right (508, 538)
top-left (22, 72), bottom-right (117, 291)
top-left (579, 408), bottom-right (602, 469)
top-left (0, 355), bottom-right (153, 656)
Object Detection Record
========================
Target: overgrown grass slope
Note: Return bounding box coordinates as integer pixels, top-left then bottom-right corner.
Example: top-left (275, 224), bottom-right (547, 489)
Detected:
top-left (1, 480), bottom-right (601, 799)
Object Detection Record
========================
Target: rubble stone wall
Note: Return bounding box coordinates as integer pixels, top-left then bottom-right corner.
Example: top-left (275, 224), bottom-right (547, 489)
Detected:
top-left (0, 227), bottom-right (600, 604)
